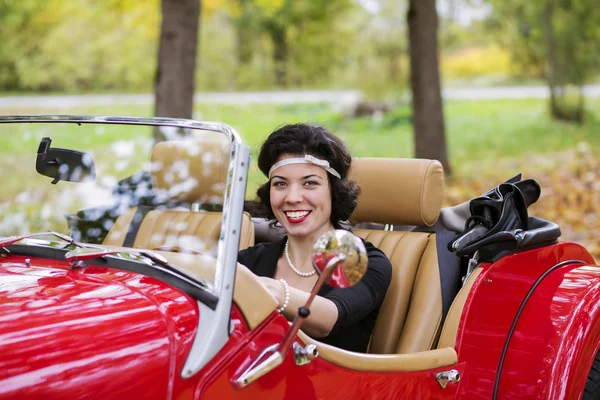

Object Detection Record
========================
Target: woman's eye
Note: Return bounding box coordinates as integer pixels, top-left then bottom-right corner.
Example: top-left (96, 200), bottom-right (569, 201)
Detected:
top-left (304, 180), bottom-right (319, 186)
top-left (272, 181), bottom-right (286, 188)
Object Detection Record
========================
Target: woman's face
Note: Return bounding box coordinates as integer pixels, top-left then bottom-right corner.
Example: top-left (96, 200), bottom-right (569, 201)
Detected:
top-left (269, 154), bottom-right (334, 240)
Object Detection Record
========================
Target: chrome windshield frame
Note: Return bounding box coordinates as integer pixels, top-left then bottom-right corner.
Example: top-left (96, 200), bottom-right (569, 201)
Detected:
top-left (0, 115), bottom-right (250, 377)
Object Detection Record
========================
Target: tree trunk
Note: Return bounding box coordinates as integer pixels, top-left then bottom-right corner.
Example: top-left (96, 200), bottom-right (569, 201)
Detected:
top-left (269, 24), bottom-right (288, 87)
top-left (407, 0), bottom-right (451, 174)
top-left (236, 25), bottom-right (253, 66)
top-left (153, 0), bottom-right (201, 142)
top-left (236, 0), bottom-right (253, 65)
top-left (576, 86), bottom-right (585, 123)
top-left (543, 0), bottom-right (560, 119)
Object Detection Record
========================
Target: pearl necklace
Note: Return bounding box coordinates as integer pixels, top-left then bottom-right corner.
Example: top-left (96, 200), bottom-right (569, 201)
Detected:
top-left (284, 240), bottom-right (316, 277)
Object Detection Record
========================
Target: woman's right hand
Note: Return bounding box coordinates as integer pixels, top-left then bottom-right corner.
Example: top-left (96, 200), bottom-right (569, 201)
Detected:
top-left (257, 276), bottom-right (286, 307)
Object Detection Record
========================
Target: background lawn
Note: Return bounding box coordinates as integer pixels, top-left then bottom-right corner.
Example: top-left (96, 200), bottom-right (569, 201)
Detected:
top-left (4, 97), bottom-right (597, 191)
top-left (1, 97), bottom-right (598, 259)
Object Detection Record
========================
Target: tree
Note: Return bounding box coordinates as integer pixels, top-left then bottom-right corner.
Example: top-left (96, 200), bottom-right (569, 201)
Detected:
top-left (352, 0), bottom-right (409, 100)
top-left (487, 0), bottom-right (600, 123)
top-left (263, 13), bottom-right (289, 87)
top-left (407, 0), bottom-right (451, 174)
top-left (233, 0), bottom-right (258, 66)
top-left (0, 0), bottom-right (159, 93)
top-left (219, 0), bottom-right (353, 88)
top-left (154, 0), bottom-right (201, 141)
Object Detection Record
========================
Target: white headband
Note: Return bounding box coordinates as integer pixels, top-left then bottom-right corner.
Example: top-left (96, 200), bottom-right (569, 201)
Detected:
top-left (268, 154), bottom-right (341, 179)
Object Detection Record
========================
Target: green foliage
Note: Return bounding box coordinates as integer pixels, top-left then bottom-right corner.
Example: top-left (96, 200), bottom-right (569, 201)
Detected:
top-left (3, 0), bottom-right (596, 94)
top-left (3, 97), bottom-right (600, 193)
top-left (0, 0), bottom-right (159, 92)
top-left (0, 0), bottom-right (412, 95)
top-left (485, 0), bottom-right (600, 122)
top-left (441, 46), bottom-right (511, 79)
top-left (486, 0), bottom-right (600, 84)
top-left (339, 0), bottom-right (409, 100)
top-left (222, 0), bottom-right (357, 87)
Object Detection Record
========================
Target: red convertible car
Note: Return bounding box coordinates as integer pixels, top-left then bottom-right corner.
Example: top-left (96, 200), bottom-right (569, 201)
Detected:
top-left (0, 115), bottom-right (598, 399)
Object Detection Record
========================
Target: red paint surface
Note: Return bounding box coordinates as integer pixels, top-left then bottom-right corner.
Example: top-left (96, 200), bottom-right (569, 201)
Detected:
top-left (1, 239), bottom-right (598, 400)
top-left (497, 263), bottom-right (600, 399)
top-left (0, 256), bottom-right (198, 400)
top-left (201, 313), bottom-right (463, 400)
top-left (454, 242), bottom-right (597, 399)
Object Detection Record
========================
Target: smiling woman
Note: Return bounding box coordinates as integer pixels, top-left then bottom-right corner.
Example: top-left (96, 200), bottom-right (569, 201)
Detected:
top-left (237, 123), bottom-right (393, 352)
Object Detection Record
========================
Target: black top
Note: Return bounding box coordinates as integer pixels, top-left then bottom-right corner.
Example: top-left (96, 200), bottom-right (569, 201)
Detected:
top-left (238, 237), bottom-right (392, 353)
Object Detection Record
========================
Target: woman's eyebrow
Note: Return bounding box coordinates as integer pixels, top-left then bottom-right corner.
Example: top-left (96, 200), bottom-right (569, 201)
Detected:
top-left (302, 174), bottom-right (323, 180)
top-left (271, 175), bottom-right (287, 180)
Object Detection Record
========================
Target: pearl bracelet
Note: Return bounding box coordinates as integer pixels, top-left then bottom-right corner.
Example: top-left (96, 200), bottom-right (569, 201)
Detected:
top-left (277, 279), bottom-right (290, 313)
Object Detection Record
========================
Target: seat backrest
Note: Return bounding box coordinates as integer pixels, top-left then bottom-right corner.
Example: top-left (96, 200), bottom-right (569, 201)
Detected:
top-left (103, 208), bottom-right (254, 252)
top-left (103, 139), bottom-right (254, 252)
top-left (349, 158), bottom-right (445, 354)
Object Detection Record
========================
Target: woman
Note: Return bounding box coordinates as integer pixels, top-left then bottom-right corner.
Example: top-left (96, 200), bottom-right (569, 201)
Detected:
top-left (238, 123), bottom-right (392, 353)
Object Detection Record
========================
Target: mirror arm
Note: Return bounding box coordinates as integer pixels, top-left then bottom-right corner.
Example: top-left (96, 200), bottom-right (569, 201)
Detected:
top-left (276, 254), bottom-right (346, 359)
top-left (232, 230), bottom-right (367, 390)
top-left (232, 255), bottom-right (346, 390)
top-left (231, 255), bottom-right (346, 390)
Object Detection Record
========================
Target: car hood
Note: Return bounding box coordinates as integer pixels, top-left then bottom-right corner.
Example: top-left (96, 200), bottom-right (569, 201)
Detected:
top-left (0, 256), bottom-right (198, 399)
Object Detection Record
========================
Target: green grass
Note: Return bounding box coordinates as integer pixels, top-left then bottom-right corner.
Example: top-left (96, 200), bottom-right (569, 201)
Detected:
top-left (1, 96), bottom-right (599, 238)
top-left (2, 97), bottom-right (599, 196)
top-left (0, 123), bottom-right (153, 155)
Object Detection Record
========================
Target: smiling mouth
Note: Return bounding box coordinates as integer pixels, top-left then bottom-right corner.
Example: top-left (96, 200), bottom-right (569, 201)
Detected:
top-left (285, 211), bottom-right (311, 223)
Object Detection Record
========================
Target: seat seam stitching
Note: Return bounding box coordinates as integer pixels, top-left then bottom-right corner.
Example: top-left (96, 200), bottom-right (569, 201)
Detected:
top-left (135, 210), bottom-right (160, 247)
top-left (396, 234), bottom-right (433, 351)
top-left (419, 161), bottom-right (431, 226)
top-left (428, 311), bottom-right (443, 350)
top-left (386, 232), bottom-right (420, 352)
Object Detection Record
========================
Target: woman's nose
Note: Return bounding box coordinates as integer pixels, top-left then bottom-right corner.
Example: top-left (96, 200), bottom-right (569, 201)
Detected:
top-left (285, 184), bottom-right (303, 203)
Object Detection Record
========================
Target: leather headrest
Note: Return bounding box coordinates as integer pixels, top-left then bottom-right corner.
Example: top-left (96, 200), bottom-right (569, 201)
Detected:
top-left (349, 158), bottom-right (444, 227)
top-left (150, 139), bottom-right (230, 204)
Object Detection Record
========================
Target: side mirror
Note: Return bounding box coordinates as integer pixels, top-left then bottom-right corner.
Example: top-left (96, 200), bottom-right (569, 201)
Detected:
top-left (232, 230), bottom-right (367, 389)
top-left (312, 229), bottom-right (368, 288)
top-left (36, 137), bottom-right (96, 184)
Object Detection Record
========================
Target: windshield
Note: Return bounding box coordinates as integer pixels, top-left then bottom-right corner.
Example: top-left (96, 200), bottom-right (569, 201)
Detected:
top-left (0, 117), bottom-right (241, 260)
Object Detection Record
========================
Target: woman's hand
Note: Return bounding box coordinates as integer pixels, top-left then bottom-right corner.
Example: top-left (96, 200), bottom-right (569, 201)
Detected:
top-left (257, 276), bottom-right (285, 306)
top-left (256, 276), bottom-right (338, 338)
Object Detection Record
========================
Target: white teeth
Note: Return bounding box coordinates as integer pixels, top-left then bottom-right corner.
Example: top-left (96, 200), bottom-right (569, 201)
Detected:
top-left (286, 211), bottom-right (309, 219)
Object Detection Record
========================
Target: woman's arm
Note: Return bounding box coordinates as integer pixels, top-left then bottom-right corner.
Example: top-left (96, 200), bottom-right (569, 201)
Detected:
top-left (257, 276), bottom-right (338, 338)
top-left (321, 244), bottom-right (392, 331)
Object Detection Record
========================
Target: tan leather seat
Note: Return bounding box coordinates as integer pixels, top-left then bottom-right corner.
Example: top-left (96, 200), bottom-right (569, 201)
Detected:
top-left (103, 139), bottom-right (254, 253)
top-left (349, 158), bottom-right (445, 354)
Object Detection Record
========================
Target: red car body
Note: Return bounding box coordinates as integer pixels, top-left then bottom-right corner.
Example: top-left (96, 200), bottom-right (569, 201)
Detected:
top-left (1, 241), bottom-right (597, 399)
top-left (0, 116), bottom-right (598, 399)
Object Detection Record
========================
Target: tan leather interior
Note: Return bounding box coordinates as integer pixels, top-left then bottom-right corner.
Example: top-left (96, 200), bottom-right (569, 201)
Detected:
top-left (395, 236), bottom-right (443, 353)
top-left (349, 158), bottom-right (445, 355)
top-left (437, 267), bottom-right (483, 349)
top-left (104, 243), bottom-right (458, 372)
top-left (103, 137), bottom-right (254, 253)
top-left (349, 158), bottom-right (444, 227)
top-left (167, 247), bottom-right (457, 372)
top-left (104, 208), bottom-right (254, 252)
top-left (150, 139), bottom-right (230, 204)
top-left (297, 330), bottom-right (457, 372)
top-left (103, 207), bottom-right (137, 246)
top-left (354, 230), bottom-right (443, 354)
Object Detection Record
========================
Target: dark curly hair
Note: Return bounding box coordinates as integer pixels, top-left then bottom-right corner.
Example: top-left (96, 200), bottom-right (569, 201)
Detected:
top-left (254, 123), bottom-right (360, 228)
